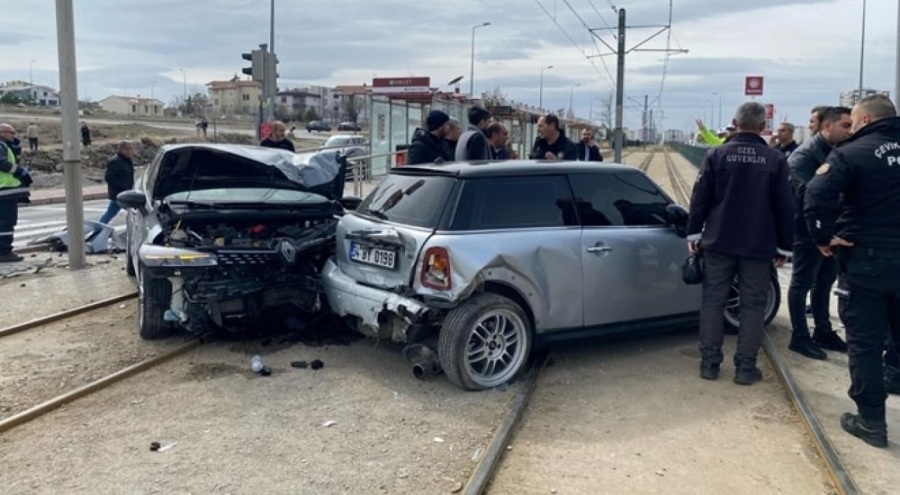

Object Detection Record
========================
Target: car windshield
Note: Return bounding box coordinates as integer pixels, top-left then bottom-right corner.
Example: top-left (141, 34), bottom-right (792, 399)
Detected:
top-left (166, 187), bottom-right (329, 205)
top-left (325, 136), bottom-right (352, 147)
top-left (355, 174), bottom-right (454, 228)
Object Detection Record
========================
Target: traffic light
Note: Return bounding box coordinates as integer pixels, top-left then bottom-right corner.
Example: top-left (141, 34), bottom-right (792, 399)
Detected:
top-left (264, 52), bottom-right (278, 97)
top-left (241, 49), bottom-right (264, 82)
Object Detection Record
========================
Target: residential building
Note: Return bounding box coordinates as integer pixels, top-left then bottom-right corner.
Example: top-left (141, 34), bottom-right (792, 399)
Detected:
top-left (665, 129), bottom-right (686, 142)
top-left (276, 88), bottom-right (322, 120)
top-left (0, 80), bottom-right (60, 106)
top-left (334, 84), bottom-right (371, 126)
top-left (207, 76), bottom-right (262, 117)
top-left (839, 88), bottom-right (890, 107)
top-left (99, 95), bottom-right (165, 115)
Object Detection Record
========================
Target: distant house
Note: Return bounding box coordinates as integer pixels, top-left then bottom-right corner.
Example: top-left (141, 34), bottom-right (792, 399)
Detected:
top-left (0, 80), bottom-right (60, 106)
top-left (207, 76), bottom-right (261, 116)
top-left (99, 95), bottom-right (165, 116)
top-left (276, 88), bottom-right (321, 120)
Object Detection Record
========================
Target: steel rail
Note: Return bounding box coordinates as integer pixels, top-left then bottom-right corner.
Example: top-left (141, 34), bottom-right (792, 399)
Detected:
top-left (0, 339), bottom-right (201, 434)
top-left (0, 292), bottom-right (138, 339)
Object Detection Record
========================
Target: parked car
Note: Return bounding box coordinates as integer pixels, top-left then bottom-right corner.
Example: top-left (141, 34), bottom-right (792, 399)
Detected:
top-left (323, 134), bottom-right (369, 181)
top-left (117, 144), bottom-right (361, 340)
top-left (321, 161), bottom-right (781, 390)
top-left (307, 120), bottom-right (332, 133)
top-left (338, 121), bottom-right (362, 132)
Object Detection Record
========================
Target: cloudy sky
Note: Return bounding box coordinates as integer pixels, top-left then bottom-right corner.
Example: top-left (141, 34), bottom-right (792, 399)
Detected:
top-left (1, 0), bottom-right (897, 133)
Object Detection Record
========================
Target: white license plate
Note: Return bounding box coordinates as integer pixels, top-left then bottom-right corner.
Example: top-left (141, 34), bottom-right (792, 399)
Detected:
top-left (349, 242), bottom-right (397, 269)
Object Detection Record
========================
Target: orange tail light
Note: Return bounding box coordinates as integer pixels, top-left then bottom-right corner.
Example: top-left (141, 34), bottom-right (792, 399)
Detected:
top-left (421, 247), bottom-right (452, 290)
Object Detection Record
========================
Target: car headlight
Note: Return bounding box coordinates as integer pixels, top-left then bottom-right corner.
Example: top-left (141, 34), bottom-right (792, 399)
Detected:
top-left (139, 245), bottom-right (218, 267)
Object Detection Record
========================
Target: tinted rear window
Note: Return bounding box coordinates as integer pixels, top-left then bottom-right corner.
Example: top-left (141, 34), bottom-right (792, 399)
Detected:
top-left (355, 174), bottom-right (454, 228)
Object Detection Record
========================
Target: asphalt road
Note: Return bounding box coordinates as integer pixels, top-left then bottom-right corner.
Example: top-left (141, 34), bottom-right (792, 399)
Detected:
top-left (13, 199), bottom-right (124, 248)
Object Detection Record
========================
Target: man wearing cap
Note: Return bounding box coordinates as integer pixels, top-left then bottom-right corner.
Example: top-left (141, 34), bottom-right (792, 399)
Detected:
top-left (407, 110), bottom-right (453, 165)
top-left (695, 119), bottom-right (734, 147)
top-left (455, 106), bottom-right (492, 161)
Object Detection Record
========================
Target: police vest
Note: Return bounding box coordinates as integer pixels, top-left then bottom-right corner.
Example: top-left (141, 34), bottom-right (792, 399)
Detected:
top-left (0, 143), bottom-right (21, 190)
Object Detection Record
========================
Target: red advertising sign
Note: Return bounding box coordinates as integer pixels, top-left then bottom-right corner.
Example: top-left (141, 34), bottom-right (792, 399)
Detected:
top-left (372, 77), bottom-right (432, 96)
top-left (745, 76), bottom-right (764, 96)
top-left (762, 103), bottom-right (775, 136)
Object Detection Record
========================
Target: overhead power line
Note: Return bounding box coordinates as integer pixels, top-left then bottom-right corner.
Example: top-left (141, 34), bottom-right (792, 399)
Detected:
top-left (532, 0), bottom-right (614, 86)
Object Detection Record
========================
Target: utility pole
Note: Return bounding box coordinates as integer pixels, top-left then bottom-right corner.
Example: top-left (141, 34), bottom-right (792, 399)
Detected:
top-left (55, 0), bottom-right (85, 269)
top-left (859, 0), bottom-right (867, 98)
top-left (588, 2), bottom-right (688, 162)
top-left (268, 0), bottom-right (275, 121)
top-left (614, 8), bottom-right (625, 162)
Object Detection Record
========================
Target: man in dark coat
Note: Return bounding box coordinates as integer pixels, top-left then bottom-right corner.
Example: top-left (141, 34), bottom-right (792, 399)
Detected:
top-left (575, 128), bottom-right (603, 162)
top-left (529, 114), bottom-right (577, 161)
top-left (406, 110), bottom-right (453, 165)
top-left (260, 122), bottom-right (296, 152)
top-left (97, 141), bottom-right (135, 229)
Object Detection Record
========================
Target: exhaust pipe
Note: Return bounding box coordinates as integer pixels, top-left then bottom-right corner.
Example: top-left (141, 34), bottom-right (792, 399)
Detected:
top-left (402, 341), bottom-right (442, 380)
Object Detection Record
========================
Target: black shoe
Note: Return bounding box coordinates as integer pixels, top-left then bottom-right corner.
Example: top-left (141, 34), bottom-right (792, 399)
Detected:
top-left (813, 331), bottom-right (848, 353)
top-left (700, 362), bottom-right (720, 380)
top-left (734, 367), bottom-right (763, 386)
top-left (840, 413), bottom-right (888, 448)
top-left (0, 252), bottom-right (23, 263)
top-left (789, 338), bottom-right (828, 360)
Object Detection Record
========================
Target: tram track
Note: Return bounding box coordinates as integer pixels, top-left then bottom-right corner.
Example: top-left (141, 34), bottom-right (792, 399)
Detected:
top-left (463, 148), bottom-right (860, 495)
top-left (0, 291), bottom-right (202, 434)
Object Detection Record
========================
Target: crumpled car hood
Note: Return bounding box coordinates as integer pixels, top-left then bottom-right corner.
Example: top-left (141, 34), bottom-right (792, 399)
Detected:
top-left (152, 144), bottom-right (346, 201)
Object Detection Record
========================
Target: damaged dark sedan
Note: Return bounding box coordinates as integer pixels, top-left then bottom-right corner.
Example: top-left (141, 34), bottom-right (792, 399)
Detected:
top-left (117, 144), bottom-right (359, 339)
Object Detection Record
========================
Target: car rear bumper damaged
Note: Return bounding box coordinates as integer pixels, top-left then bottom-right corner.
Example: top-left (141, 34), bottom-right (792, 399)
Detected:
top-left (321, 259), bottom-right (430, 341)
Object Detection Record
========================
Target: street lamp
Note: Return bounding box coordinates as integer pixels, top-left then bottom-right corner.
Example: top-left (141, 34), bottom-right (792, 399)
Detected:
top-left (538, 65), bottom-right (554, 109)
top-left (178, 68), bottom-right (186, 103)
top-left (569, 83), bottom-right (581, 119)
top-left (470, 21), bottom-right (491, 97)
top-left (588, 96), bottom-right (602, 124)
top-left (859, 0), bottom-right (867, 97)
top-left (29, 59), bottom-right (36, 86)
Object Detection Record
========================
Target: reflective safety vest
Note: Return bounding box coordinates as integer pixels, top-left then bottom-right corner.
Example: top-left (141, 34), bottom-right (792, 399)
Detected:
top-left (0, 143), bottom-right (21, 190)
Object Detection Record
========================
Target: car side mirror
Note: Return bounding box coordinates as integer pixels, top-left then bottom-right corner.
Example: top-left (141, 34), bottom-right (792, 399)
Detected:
top-left (665, 204), bottom-right (688, 237)
top-left (117, 190), bottom-right (148, 216)
top-left (340, 196), bottom-right (363, 211)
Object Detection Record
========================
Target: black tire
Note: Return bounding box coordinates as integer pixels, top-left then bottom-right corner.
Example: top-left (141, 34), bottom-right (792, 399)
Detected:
top-left (724, 272), bottom-right (781, 333)
top-left (138, 267), bottom-right (175, 340)
top-left (438, 293), bottom-right (532, 391)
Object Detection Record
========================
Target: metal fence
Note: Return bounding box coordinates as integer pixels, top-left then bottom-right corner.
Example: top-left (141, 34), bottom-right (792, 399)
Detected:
top-left (670, 142), bottom-right (709, 169)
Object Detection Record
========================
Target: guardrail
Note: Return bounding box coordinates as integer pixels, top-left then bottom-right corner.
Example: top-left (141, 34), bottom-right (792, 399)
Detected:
top-left (670, 142), bottom-right (709, 169)
top-left (345, 149), bottom-right (408, 197)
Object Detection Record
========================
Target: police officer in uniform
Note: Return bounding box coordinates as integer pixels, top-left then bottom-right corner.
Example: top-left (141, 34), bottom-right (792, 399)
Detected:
top-left (0, 123), bottom-right (32, 263)
top-left (804, 94), bottom-right (900, 448)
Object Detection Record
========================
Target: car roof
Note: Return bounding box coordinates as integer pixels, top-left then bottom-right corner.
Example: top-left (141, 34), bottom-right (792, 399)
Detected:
top-left (391, 160), bottom-right (637, 178)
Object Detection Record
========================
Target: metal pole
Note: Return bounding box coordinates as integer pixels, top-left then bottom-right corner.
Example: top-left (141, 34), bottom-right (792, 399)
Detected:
top-left (268, 0), bottom-right (275, 121)
top-left (717, 92), bottom-right (723, 130)
top-left (29, 59), bottom-right (35, 86)
top-left (539, 69), bottom-right (544, 109)
top-left (470, 26), bottom-right (476, 96)
top-left (55, 0), bottom-right (85, 269)
top-left (859, 0), bottom-right (867, 98)
top-left (613, 8), bottom-right (626, 162)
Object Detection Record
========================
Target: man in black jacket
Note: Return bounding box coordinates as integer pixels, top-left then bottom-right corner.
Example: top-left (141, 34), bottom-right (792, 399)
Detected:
top-left (687, 102), bottom-right (795, 385)
top-left (97, 141), bottom-right (135, 229)
top-left (575, 128), bottom-right (603, 162)
top-left (529, 114), bottom-right (577, 161)
top-left (406, 110), bottom-right (452, 165)
top-left (786, 106), bottom-right (852, 360)
top-left (804, 95), bottom-right (900, 448)
top-left (260, 122), bottom-right (296, 152)
top-left (455, 106), bottom-right (492, 161)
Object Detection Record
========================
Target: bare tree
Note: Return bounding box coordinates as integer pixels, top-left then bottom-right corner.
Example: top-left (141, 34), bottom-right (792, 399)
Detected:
top-left (341, 94), bottom-right (363, 124)
top-left (598, 91), bottom-right (613, 130)
top-left (481, 86), bottom-right (508, 107)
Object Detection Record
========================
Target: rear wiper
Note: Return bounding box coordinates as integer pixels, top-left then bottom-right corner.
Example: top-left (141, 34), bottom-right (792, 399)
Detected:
top-left (364, 209), bottom-right (389, 220)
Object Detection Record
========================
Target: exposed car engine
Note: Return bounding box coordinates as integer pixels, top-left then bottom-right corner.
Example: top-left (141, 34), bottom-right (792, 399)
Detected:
top-left (157, 208), bottom-right (339, 335)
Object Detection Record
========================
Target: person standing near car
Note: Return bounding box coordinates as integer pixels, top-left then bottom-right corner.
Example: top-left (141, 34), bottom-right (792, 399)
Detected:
top-left (0, 123), bottom-right (32, 263)
top-left (529, 114), bottom-right (577, 161)
top-left (444, 118), bottom-right (462, 152)
top-left (455, 106), bottom-right (492, 161)
top-left (575, 128), bottom-right (603, 162)
top-left (772, 123), bottom-right (798, 158)
top-left (686, 102), bottom-right (794, 385)
top-left (786, 106), bottom-right (853, 360)
top-left (97, 141), bottom-right (135, 231)
top-left (804, 94), bottom-right (900, 448)
top-left (407, 110), bottom-right (453, 165)
top-left (485, 122), bottom-right (509, 160)
top-left (260, 122), bottom-right (296, 152)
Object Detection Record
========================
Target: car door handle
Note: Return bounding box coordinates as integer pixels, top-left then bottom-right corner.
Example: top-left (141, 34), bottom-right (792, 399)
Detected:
top-left (587, 246), bottom-right (613, 253)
